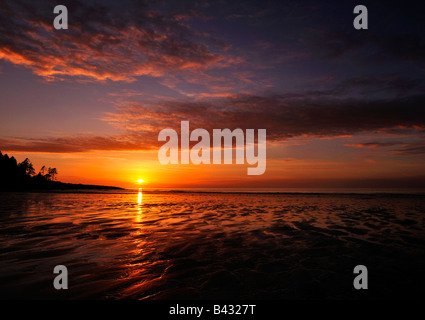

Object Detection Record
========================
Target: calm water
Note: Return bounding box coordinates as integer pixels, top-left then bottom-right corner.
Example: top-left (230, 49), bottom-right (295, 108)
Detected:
top-left (1, 190), bottom-right (425, 299)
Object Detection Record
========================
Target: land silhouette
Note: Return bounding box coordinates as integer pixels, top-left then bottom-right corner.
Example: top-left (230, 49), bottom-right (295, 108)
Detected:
top-left (0, 151), bottom-right (121, 191)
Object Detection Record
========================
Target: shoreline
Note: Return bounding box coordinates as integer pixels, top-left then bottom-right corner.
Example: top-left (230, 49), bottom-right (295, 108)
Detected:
top-left (0, 181), bottom-right (123, 192)
top-left (2, 188), bottom-right (425, 197)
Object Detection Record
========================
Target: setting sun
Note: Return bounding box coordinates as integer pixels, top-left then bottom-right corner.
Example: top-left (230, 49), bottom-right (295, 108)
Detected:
top-left (137, 179), bottom-right (144, 184)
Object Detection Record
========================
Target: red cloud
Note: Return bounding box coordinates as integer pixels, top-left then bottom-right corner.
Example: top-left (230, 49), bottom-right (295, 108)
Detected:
top-left (0, 1), bottom-right (225, 82)
top-left (0, 135), bottom-right (155, 153)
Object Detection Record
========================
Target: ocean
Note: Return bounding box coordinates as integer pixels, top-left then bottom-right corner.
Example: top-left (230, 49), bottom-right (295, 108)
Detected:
top-left (1, 189), bottom-right (424, 299)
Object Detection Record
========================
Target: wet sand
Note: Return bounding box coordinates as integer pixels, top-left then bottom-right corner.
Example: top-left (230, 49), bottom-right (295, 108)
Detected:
top-left (0, 191), bottom-right (424, 299)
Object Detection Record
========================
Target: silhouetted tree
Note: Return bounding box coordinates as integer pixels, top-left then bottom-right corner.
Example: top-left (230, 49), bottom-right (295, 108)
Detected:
top-left (0, 151), bottom-right (59, 189)
top-left (18, 158), bottom-right (35, 177)
top-left (45, 167), bottom-right (58, 181)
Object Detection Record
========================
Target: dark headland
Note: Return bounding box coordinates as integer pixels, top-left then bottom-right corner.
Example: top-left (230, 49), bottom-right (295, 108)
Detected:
top-left (0, 151), bottom-right (122, 191)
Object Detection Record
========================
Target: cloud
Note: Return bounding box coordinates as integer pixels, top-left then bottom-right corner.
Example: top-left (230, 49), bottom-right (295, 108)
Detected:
top-left (102, 91), bottom-right (425, 141)
top-left (345, 142), bottom-right (401, 149)
top-left (346, 141), bottom-right (425, 155)
top-left (308, 30), bottom-right (404, 61)
top-left (308, 29), bottom-right (425, 64)
top-left (293, 2), bottom-right (425, 64)
top-left (0, 135), bottom-right (153, 153)
top-left (2, 75), bottom-right (425, 153)
top-left (393, 144), bottom-right (425, 155)
top-left (0, 0), bottom-right (226, 81)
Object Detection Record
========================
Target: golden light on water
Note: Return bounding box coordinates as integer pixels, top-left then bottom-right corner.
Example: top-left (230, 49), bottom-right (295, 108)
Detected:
top-left (136, 189), bottom-right (143, 221)
top-left (138, 190), bottom-right (142, 206)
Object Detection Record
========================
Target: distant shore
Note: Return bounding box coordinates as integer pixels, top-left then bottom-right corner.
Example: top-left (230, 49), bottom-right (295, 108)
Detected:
top-left (0, 180), bottom-right (123, 191)
top-left (0, 151), bottom-right (123, 192)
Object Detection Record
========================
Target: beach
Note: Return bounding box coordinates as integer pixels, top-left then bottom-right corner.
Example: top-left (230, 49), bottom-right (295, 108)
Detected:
top-left (1, 190), bottom-right (424, 299)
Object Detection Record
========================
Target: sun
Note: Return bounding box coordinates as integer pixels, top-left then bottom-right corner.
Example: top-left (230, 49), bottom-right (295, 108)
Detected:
top-left (137, 179), bottom-right (144, 184)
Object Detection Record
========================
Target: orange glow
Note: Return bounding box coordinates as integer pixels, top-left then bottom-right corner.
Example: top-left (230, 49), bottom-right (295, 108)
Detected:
top-left (6, 136), bottom-right (425, 190)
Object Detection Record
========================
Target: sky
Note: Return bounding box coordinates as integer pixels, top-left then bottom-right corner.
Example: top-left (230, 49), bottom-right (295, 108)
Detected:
top-left (1, 0), bottom-right (425, 189)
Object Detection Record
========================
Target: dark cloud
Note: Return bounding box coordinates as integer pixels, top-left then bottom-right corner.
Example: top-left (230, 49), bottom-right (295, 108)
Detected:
top-left (0, 0), bottom-right (225, 81)
top-left (296, 1), bottom-right (425, 63)
top-left (346, 142), bottom-right (402, 148)
top-left (347, 141), bottom-right (425, 155)
top-left (309, 30), bottom-right (425, 63)
top-left (285, 74), bottom-right (425, 99)
top-left (321, 31), bottom-right (425, 62)
top-left (393, 144), bottom-right (425, 155)
top-left (103, 92), bottom-right (425, 141)
top-left (2, 78), bottom-right (425, 153)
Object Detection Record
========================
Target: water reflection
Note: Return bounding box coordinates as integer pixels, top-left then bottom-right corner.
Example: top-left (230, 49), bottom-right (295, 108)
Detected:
top-left (137, 188), bottom-right (143, 219)
top-left (1, 191), bottom-right (425, 299)
top-left (138, 188), bottom-right (142, 206)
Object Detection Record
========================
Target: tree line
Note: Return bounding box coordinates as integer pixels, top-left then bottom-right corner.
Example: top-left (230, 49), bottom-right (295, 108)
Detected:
top-left (0, 151), bottom-right (58, 189)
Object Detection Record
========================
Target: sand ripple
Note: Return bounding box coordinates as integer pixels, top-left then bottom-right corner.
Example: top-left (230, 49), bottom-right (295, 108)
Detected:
top-left (0, 191), bottom-right (424, 299)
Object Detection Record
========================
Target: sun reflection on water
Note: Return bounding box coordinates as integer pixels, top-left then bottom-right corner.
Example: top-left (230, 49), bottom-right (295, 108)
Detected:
top-left (138, 188), bottom-right (142, 206)
top-left (136, 188), bottom-right (143, 220)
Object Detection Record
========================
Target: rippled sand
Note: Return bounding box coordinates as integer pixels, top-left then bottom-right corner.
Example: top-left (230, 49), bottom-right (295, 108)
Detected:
top-left (1, 191), bottom-right (424, 299)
